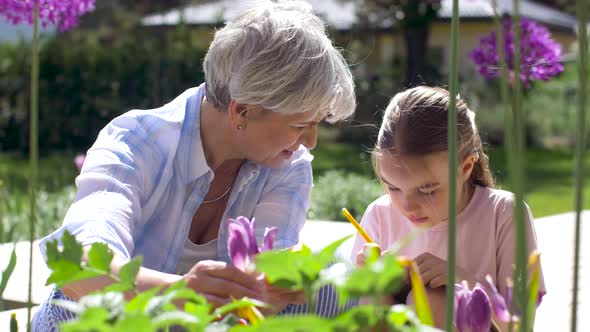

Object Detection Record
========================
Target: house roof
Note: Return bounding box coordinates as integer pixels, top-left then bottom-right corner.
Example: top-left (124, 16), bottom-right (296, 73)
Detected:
top-left (141, 0), bottom-right (577, 32)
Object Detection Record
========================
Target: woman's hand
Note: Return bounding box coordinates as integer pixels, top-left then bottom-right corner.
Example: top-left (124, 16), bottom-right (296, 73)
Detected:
top-left (258, 278), bottom-right (306, 314)
top-left (414, 252), bottom-right (473, 288)
top-left (183, 260), bottom-right (262, 308)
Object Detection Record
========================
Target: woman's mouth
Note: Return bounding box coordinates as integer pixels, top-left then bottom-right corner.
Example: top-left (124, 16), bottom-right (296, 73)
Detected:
top-left (281, 150), bottom-right (294, 159)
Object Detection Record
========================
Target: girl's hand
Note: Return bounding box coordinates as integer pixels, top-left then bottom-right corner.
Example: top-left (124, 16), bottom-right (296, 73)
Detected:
top-left (355, 243), bottom-right (382, 266)
top-left (414, 252), bottom-right (472, 288)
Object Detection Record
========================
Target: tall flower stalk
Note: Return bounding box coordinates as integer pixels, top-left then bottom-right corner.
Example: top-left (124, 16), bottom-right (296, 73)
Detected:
top-left (571, 0), bottom-right (588, 330)
top-left (0, 1), bottom-right (95, 329)
top-left (446, 0), bottom-right (460, 330)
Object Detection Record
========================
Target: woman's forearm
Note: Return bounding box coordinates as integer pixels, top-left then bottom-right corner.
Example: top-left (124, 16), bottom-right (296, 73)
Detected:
top-left (61, 246), bottom-right (181, 301)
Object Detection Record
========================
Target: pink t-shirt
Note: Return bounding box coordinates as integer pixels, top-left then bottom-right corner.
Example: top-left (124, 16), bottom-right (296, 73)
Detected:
top-left (351, 185), bottom-right (545, 297)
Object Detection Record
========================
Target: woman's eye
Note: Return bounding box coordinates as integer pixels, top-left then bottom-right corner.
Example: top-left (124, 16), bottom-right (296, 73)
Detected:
top-left (388, 187), bottom-right (400, 192)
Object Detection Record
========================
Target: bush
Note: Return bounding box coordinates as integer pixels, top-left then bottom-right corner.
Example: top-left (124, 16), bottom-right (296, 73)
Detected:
top-left (0, 185), bottom-right (76, 242)
top-left (0, 27), bottom-right (207, 153)
top-left (308, 171), bottom-right (383, 221)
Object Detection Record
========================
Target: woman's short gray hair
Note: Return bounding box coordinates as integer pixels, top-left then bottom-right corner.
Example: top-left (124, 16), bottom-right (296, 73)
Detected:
top-left (203, 0), bottom-right (355, 123)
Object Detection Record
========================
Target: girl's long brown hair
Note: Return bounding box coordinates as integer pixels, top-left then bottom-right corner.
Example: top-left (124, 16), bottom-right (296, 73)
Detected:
top-left (373, 86), bottom-right (494, 188)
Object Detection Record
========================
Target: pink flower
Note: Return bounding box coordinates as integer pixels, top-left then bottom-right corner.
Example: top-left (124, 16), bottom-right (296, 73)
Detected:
top-left (227, 216), bottom-right (277, 272)
top-left (74, 153), bottom-right (85, 171)
top-left (0, 0), bottom-right (95, 31)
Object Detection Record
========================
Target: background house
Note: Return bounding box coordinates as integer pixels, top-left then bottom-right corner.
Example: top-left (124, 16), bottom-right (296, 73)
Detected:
top-left (141, 0), bottom-right (578, 83)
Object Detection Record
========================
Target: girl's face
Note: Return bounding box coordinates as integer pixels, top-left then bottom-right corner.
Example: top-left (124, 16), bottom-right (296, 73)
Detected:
top-left (377, 151), bottom-right (476, 228)
top-left (237, 106), bottom-right (325, 168)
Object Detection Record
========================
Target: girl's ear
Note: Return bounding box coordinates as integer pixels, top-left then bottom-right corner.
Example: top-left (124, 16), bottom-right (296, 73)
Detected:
top-left (459, 154), bottom-right (478, 182)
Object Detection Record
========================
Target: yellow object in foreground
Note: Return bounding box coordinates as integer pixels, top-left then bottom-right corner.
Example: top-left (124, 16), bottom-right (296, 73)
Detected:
top-left (398, 257), bottom-right (435, 326)
top-left (341, 208), bottom-right (374, 243)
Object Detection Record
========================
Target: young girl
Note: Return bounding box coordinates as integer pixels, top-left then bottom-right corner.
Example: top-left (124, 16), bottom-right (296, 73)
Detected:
top-left (351, 86), bottom-right (545, 329)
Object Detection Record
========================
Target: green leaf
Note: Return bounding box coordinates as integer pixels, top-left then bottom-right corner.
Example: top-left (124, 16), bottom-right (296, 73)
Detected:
top-left (387, 305), bottom-right (419, 329)
top-left (340, 254), bottom-right (403, 299)
top-left (62, 231), bottom-right (83, 265)
top-left (114, 313), bottom-right (154, 331)
top-left (255, 249), bottom-right (305, 288)
top-left (125, 287), bottom-right (161, 313)
top-left (119, 256), bottom-right (142, 286)
top-left (46, 260), bottom-right (103, 288)
top-left (331, 305), bottom-right (382, 331)
top-left (10, 313), bottom-right (17, 332)
top-left (87, 242), bottom-right (114, 273)
top-left (153, 311), bottom-right (202, 329)
top-left (0, 245), bottom-right (17, 301)
top-left (60, 307), bottom-right (111, 332)
top-left (230, 314), bottom-right (332, 332)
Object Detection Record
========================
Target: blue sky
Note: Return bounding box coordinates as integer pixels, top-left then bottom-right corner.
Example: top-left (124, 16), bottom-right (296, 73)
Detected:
top-left (0, 19), bottom-right (55, 43)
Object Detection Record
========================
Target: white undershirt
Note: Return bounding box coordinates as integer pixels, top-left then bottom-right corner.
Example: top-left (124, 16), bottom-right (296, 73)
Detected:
top-left (175, 238), bottom-right (218, 275)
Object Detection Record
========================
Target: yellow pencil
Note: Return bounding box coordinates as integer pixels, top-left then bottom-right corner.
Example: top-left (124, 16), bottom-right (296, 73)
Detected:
top-left (341, 208), bottom-right (374, 243)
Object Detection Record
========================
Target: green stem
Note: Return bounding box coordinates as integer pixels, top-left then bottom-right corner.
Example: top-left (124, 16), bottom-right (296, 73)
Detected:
top-left (445, 0), bottom-right (460, 331)
top-left (27, 5), bottom-right (39, 332)
top-left (510, 2), bottom-right (529, 332)
top-left (491, 2), bottom-right (513, 330)
top-left (571, 0), bottom-right (588, 330)
top-left (304, 284), bottom-right (316, 315)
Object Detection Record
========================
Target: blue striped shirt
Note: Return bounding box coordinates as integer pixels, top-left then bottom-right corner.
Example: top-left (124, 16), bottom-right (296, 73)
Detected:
top-left (39, 83), bottom-right (313, 270)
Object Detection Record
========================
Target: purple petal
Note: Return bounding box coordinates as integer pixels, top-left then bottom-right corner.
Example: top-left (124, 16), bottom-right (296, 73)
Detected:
top-left (74, 154), bottom-right (85, 171)
top-left (537, 290), bottom-right (546, 307)
top-left (467, 284), bottom-right (492, 332)
top-left (227, 221), bottom-right (251, 271)
top-left (261, 227), bottom-right (278, 252)
top-left (454, 281), bottom-right (470, 332)
top-left (485, 275), bottom-right (512, 322)
top-left (231, 216), bottom-right (258, 256)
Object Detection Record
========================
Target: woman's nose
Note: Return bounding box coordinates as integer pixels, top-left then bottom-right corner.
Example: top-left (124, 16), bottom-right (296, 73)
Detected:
top-left (301, 125), bottom-right (318, 150)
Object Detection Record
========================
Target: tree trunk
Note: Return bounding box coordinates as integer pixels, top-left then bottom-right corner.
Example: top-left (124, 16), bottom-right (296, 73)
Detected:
top-left (403, 24), bottom-right (430, 87)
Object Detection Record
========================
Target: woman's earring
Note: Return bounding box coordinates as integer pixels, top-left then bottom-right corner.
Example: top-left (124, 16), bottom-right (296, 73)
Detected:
top-left (237, 124), bottom-right (245, 130)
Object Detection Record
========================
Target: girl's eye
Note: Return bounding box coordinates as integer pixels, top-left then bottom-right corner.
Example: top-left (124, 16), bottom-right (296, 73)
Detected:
top-left (388, 187), bottom-right (400, 192)
top-left (418, 189), bottom-right (436, 196)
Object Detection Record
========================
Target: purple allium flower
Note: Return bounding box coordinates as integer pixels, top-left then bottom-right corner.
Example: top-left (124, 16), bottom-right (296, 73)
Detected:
top-left (227, 216), bottom-right (278, 272)
top-left (454, 281), bottom-right (492, 332)
top-left (74, 153), bottom-right (85, 171)
top-left (0, 0), bottom-right (95, 32)
top-left (469, 18), bottom-right (564, 88)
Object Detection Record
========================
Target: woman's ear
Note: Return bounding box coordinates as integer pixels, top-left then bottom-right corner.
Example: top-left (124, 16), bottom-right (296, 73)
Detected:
top-left (228, 100), bottom-right (249, 129)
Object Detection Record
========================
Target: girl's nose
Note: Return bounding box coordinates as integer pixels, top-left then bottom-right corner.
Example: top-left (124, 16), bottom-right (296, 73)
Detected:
top-left (401, 195), bottom-right (419, 213)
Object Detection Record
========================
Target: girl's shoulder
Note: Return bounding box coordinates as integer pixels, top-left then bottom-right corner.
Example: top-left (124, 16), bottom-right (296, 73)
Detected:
top-left (363, 194), bottom-right (397, 220)
top-left (472, 186), bottom-right (530, 220)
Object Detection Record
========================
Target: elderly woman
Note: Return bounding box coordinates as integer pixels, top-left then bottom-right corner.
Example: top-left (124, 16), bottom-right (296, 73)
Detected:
top-left (33, 0), bottom-right (355, 329)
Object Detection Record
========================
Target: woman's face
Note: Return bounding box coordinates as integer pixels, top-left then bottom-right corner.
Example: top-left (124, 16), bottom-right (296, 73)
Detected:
top-left (239, 106), bottom-right (324, 168)
top-left (377, 151), bottom-right (475, 228)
